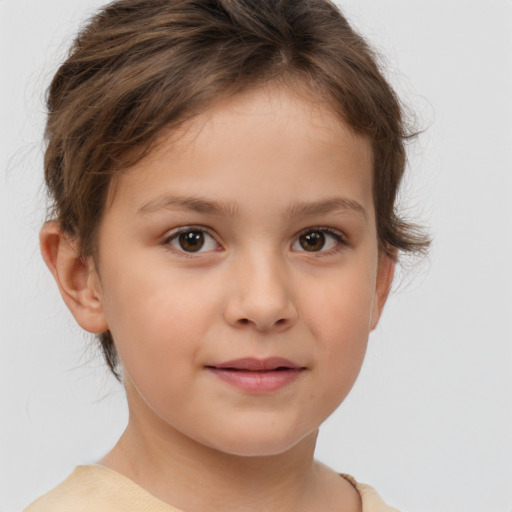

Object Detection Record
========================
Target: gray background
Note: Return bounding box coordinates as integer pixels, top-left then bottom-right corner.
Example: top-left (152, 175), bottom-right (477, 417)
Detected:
top-left (1, 0), bottom-right (511, 510)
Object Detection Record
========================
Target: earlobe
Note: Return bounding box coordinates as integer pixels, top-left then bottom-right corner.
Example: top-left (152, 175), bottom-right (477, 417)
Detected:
top-left (370, 250), bottom-right (396, 331)
top-left (39, 221), bottom-right (108, 334)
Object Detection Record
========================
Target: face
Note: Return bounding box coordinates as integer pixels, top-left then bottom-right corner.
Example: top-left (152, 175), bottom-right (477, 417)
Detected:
top-left (90, 85), bottom-right (392, 457)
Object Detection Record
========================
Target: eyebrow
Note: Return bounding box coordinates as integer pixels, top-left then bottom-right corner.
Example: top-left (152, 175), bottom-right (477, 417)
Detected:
top-left (286, 197), bottom-right (368, 221)
top-left (137, 195), bottom-right (367, 220)
top-left (137, 195), bottom-right (239, 217)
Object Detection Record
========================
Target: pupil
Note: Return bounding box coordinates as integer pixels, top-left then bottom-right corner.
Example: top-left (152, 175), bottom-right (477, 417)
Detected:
top-left (179, 231), bottom-right (204, 252)
top-left (300, 232), bottom-right (325, 251)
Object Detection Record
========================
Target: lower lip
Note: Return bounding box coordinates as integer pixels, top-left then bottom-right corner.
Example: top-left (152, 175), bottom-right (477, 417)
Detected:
top-left (206, 368), bottom-right (304, 393)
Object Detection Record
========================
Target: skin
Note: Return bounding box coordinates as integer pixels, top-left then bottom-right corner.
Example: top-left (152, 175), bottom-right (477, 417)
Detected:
top-left (41, 84), bottom-right (395, 512)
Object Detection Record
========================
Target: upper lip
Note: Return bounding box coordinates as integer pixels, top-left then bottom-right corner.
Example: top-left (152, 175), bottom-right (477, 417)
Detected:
top-left (207, 357), bottom-right (304, 371)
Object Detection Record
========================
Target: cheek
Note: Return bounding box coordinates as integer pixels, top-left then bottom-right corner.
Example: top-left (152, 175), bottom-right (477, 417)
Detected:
top-left (99, 265), bottom-right (220, 381)
top-left (304, 265), bottom-right (376, 343)
top-left (301, 267), bottom-right (377, 399)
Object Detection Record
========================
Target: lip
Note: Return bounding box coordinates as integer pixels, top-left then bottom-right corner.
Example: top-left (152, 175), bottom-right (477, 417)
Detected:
top-left (205, 357), bottom-right (306, 393)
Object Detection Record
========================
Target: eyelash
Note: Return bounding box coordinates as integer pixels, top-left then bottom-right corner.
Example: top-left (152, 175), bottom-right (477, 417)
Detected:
top-left (162, 226), bottom-right (348, 256)
top-left (292, 227), bottom-right (348, 255)
top-left (163, 226), bottom-right (221, 256)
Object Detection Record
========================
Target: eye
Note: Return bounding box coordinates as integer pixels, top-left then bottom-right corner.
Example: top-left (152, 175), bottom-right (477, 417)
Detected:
top-left (291, 228), bottom-right (345, 253)
top-left (166, 227), bottom-right (220, 253)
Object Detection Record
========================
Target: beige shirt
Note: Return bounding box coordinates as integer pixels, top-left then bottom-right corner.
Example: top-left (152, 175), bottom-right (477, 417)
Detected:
top-left (25, 465), bottom-right (400, 512)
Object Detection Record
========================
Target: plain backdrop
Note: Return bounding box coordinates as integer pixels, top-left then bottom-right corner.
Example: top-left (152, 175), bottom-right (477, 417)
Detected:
top-left (1, 1), bottom-right (511, 511)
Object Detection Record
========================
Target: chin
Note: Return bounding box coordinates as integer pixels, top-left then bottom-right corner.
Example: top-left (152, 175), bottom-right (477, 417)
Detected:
top-left (200, 423), bottom-right (317, 458)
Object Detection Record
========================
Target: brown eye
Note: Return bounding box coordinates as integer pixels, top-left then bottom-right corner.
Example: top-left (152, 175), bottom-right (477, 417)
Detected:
top-left (178, 231), bottom-right (205, 252)
top-left (167, 228), bottom-right (219, 254)
top-left (292, 228), bottom-right (345, 253)
top-left (299, 231), bottom-right (326, 252)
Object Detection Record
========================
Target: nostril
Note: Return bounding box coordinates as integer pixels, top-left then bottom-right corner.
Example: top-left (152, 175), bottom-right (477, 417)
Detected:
top-left (236, 317), bottom-right (287, 329)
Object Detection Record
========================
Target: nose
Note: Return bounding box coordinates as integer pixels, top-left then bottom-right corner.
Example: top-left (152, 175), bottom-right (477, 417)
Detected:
top-left (223, 251), bottom-right (298, 332)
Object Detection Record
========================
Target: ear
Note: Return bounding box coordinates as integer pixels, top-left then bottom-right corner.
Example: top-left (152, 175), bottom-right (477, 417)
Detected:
top-left (370, 250), bottom-right (396, 331)
top-left (40, 221), bottom-right (108, 334)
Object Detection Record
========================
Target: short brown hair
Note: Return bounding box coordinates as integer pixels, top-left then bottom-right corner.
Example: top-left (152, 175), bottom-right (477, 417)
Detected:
top-left (44, 0), bottom-right (429, 379)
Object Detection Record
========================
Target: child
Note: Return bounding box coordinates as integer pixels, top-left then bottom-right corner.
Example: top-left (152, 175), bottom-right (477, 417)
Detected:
top-left (26, 0), bottom-right (428, 510)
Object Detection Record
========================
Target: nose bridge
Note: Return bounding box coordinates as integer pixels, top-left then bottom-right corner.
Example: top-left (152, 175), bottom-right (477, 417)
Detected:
top-left (225, 244), bottom-right (297, 331)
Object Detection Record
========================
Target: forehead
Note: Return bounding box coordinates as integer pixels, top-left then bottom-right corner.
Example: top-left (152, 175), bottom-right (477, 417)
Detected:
top-left (110, 83), bottom-right (374, 217)
top-left (158, 83), bottom-right (370, 161)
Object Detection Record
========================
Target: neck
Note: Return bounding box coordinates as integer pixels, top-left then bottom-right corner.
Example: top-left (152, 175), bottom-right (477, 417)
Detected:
top-left (101, 411), bottom-right (323, 512)
top-left (100, 377), bottom-right (361, 512)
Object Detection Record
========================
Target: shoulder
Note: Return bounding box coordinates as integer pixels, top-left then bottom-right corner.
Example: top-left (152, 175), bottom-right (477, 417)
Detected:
top-left (24, 465), bottom-right (181, 512)
top-left (24, 466), bottom-right (114, 512)
top-left (341, 474), bottom-right (402, 512)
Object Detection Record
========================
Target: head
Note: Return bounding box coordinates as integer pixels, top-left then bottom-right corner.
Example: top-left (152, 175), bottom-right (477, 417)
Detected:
top-left (40, 0), bottom-right (428, 453)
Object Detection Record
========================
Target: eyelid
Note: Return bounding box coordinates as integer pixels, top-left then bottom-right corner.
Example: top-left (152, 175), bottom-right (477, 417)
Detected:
top-left (163, 225), bottom-right (222, 254)
top-left (291, 226), bottom-right (348, 253)
top-left (162, 225), bottom-right (347, 256)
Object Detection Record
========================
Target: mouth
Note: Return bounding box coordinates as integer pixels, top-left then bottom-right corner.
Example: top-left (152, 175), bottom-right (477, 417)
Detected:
top-left (205, 357), bottom-right (306, 393)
